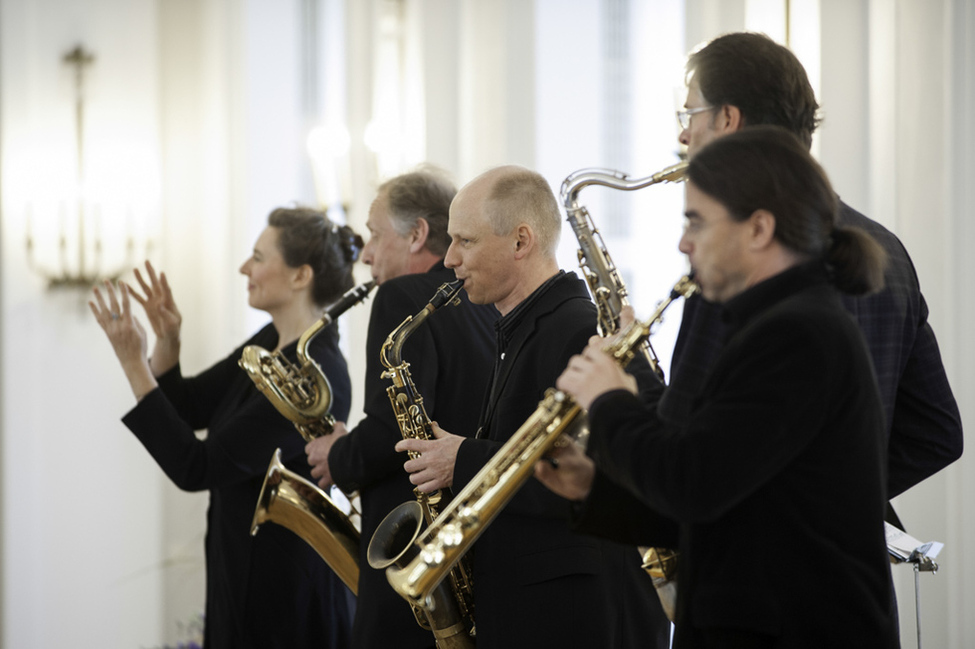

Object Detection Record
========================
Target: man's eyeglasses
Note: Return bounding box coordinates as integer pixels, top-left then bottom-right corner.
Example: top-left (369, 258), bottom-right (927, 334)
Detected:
top-left (676, 106), bottom-right (716, 130)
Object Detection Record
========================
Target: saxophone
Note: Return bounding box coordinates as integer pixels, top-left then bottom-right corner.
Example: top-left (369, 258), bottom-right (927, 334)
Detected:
top-left (242, 280), bottom-right (375, 595)
top-left (561, 161), bottom-right (686, 378)
top-left (239, 280), bottom-right (375, 442)
top-left (251, 449), bottom-right (361, 593)
top-left (562, 162), bottom-right (687, 620)
top-left (367, 280), bottom-right (476, 649)
top-left (385, 276), bottom-right (699, 617)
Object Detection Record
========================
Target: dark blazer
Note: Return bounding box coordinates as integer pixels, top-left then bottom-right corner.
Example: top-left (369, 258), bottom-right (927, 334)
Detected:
top-left (453, 271), bottom-right (668, 649)
top-left (123, 323), bottom-right (354, 649)
top-left (583, 263), bottom-right (899, 648)
top-left (662, 201), bottom-right (962, 499)
top-left (328, 261), bottom-right (497, 649)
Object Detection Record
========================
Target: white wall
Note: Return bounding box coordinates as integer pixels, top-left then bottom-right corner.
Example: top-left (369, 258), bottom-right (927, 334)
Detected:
top-left (819, 1), bottom-right (974, 646)
top-left (0, 1), bottom-right (169, 646)
top-left (0, 0), bottom-right (322, 646)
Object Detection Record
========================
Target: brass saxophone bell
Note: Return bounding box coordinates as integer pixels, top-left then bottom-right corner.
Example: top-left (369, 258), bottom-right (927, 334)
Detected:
top-left (251, 449), bottom-right (361, 594)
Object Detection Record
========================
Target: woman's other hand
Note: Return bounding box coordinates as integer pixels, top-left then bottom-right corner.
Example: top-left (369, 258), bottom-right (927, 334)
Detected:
top-left (90, 280), bottom-right (158, 400)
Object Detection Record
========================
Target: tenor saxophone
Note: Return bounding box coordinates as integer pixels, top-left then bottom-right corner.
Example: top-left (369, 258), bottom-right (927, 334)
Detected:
top-left (561, 161), bottom-right (686, 378)
top-left (367, 280), bottom-right (476, 649)
top-left (242, 280), bottom-right (375, 595)
top-left (561, 162), bottom-right (687, 620)
top-left (386, 276), bottom-right (699, 618)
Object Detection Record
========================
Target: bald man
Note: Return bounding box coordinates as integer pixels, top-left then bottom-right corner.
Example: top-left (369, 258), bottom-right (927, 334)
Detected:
top-left (398, 165), bottom-right (669, 649)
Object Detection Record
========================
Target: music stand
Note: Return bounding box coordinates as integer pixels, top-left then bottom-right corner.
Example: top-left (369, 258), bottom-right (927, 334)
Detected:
top-left (886, 522), bottom-right (943, 649)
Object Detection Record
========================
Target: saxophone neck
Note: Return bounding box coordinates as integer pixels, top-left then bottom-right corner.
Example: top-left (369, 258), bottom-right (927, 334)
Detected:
top-left (380, 315), bottom-right (420, 370)
top-left (560, 161), bottom-right (689, 211)
top-left (380, 279), bottom-right (464, 370)
top-left (298, 280), bottom-right (376, 365)
top-left (605, 274), bottom-right (700, 368)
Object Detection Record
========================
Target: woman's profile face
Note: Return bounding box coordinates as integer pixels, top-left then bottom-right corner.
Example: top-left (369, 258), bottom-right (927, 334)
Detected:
top-left (239, 226), bottom-right (300, 312)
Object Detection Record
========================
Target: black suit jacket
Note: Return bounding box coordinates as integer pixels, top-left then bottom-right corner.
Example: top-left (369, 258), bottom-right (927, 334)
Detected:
top-left (453, 271), bottom-right (668, 649)
top-left (329, 262), bottom-right (496, 649)
top-left (662, 201), bottom-right (962, 499)
top-left (583, 263), bottom-right (898, 648)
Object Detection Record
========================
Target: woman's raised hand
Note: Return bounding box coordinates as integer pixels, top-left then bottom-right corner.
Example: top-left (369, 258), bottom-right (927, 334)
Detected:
top-left (127, 260), bottom-right (182, 343)
top-left (90, 280), bottom-right (147, 362)
top-left (124, 261), bottom-right (182, 375)
top-left (89, 280), bottom-right (158, 400)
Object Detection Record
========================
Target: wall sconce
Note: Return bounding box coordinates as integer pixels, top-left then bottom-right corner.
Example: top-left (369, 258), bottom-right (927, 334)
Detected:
top-left (26, 44), bottom-right (147, 290)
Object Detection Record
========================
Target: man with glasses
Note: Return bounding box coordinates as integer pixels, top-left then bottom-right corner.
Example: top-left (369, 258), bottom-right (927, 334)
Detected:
top-left (675, 105), bottom-right (717, 132)
top-left (662, 33), bottom-right (962, 511)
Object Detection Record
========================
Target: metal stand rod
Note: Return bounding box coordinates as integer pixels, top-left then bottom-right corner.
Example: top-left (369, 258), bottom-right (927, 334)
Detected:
top-left (914, 562), bottom-right (922, 649)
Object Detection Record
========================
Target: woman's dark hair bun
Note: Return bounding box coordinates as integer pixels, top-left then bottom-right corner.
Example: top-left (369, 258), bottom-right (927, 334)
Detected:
top-left (268, 206), bottom-right (364, 307)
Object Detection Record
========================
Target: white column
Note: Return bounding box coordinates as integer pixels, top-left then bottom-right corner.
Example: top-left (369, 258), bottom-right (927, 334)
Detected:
top-left (818, 0), bottom-right (871, 212)
top-left (457, 0), bottom-right (537, 180)
top-left (943, 2), bottom-right (975, 646)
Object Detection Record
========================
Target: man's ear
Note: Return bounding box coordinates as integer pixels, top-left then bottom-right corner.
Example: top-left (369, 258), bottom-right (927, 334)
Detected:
top-left (747, 209), bottom-right (777, 250)
top-left (513, 224), bottom-right (535, 260)
top-left (409, 217), bottom-right (430, 254)
top-left (715, 104), bottom-right (745, 135)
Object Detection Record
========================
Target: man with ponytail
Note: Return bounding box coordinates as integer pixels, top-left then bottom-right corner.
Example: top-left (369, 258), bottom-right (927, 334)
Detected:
top-left (535, 126), bottom-right (899, 647)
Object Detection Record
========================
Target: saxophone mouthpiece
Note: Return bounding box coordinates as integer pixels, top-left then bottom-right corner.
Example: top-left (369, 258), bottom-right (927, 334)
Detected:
top-left (428, 280), bottom-right (465, 311)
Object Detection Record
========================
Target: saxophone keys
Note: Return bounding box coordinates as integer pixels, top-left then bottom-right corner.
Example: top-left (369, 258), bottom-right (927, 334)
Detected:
top-left (422, 547), bottom-right (446, 565)
top-left (440, 521), bottom-right (464, 547)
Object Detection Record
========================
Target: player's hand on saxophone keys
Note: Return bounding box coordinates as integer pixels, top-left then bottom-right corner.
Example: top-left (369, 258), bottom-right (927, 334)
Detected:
top-left (534, 439), bottom-right (595, 501)
top-left (396, 422), bottom-right (463, 493)
top-left (306, 421), bottom-right (349, 489)
top-left (556, 334), bottom-right (638, 411)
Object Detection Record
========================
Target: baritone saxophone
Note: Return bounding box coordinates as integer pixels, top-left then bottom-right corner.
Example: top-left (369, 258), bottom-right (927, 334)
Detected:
top-left (562, 161), bottom-right (687, 620)
top-left (385, 275), bottom-right (699, 616)
top-left (367, 279), bottom-right (476, 649)
top-left (242, 280), bottom-right (375, 595)
top-left (239, 280), bottom-right (375, 441)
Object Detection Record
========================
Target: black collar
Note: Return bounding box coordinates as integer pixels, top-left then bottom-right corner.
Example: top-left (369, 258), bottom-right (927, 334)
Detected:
top-left (494, 270), bottom-right (565, 356)
top-left (721, 260), bottom-right (830, 330)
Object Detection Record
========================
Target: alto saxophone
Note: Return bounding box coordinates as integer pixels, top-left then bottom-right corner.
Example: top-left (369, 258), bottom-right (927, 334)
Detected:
top-left (367, 280), bottom-right (476, 649)
top-left (561, 161), bottom-right (687, 620)
top-left (239, 280), bottom-right (376, 441)
top-left (242, 280), bottom-right (375, 595)
top-left (386, 276), bottom-right (699, 619)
